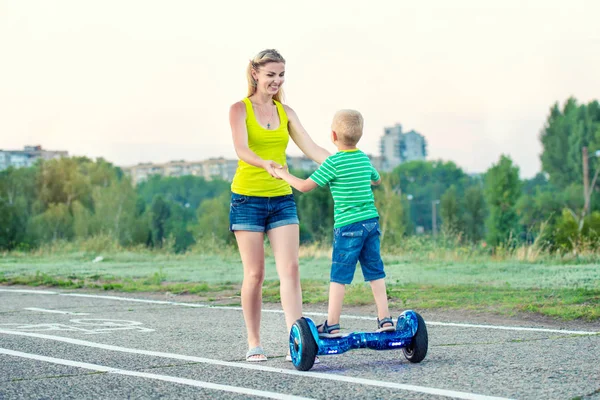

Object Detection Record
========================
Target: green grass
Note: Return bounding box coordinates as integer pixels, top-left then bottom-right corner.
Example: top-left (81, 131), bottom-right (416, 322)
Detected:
top-left (1, 247), bottom-right (599, 321)
top-left (0, 270), bottom-right (235, 297)
top-left (1, 251), bottom-right (598, 289)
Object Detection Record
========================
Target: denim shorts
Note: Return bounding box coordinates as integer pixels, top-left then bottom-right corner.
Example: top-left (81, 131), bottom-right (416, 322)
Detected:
top-left (229, 193), bottom-right (300, 232)
top-left (331, 217), bottom-right (385, 284)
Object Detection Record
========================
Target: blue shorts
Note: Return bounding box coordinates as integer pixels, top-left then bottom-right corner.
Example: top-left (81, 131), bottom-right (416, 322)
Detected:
top-left (331, 218), bottom-right (385, 284)
top-left (229, 193), bottom-right (299, 232)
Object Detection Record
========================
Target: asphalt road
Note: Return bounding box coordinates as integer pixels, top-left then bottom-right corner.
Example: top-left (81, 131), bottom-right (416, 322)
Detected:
top-left (0, 287), bottom-right (598, 400)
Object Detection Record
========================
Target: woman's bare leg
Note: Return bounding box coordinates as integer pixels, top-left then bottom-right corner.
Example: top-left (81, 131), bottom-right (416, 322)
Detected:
top-left (267, 224), bottom-right (302, 332)
top-left (235, 231), bottom-right (266, 358)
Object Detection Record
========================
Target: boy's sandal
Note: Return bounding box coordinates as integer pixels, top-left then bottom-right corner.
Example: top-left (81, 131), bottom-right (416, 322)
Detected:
top-left (246, 346), bottom-right (267, 362)
top-left (317, 320), bottom-right (344, 338)
top-left (377, 317), bottom-right (395, 332)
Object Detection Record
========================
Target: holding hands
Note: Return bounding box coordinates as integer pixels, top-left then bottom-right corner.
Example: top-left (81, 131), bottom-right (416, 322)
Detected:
top-left (261, 160), bottom-right (289, 180)
top-left (262, 160), bottom-right (284, 178)
top-left (272, 164), bottom-right (290, 180)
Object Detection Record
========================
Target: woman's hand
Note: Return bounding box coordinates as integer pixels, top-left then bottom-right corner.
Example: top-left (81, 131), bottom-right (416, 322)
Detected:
top-left (262, 160), bottom-right (283, 178)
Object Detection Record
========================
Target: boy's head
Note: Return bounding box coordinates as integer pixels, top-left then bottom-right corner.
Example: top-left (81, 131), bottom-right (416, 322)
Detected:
top-left (331, 109), bottom-right (364, 147)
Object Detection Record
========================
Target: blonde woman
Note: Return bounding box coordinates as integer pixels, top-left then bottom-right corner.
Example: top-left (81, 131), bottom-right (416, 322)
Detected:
top-left (229, 49), bottom-right (329, 362)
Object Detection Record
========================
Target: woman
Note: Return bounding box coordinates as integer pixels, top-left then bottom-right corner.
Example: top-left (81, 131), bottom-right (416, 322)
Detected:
top-left (229, 49), bottom-right (329, 362)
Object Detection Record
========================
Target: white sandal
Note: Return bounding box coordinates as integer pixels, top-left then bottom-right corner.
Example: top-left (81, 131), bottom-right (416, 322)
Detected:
top-left (246, 346), bottom-right (267, 362)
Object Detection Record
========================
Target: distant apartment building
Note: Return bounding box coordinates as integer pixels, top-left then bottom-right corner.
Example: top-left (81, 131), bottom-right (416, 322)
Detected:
top-left (286, 155), bottom-right (319, 172)
top-left (122, 151), bottom-right (393, 185)
top-left (379, 124), bottom-right (427, 171)
top-left (122, 157), bottom-right (238, 185)
top-left (286, 154), bottom-right (385, 173)
top-left (0, 145), bottom-right (68, 171)
top-left (369, 155), bottom-right (385, 172)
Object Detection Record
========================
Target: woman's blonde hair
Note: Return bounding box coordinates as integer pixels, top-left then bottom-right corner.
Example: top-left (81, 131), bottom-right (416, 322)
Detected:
top-left (246, 49), bottom-right (286, 103)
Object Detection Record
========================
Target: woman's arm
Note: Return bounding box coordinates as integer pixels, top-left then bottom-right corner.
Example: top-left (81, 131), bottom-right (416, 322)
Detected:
top-left (285, 105), bottom-right (331, 165)
top-left (230, 102), bottom-right (281, 178)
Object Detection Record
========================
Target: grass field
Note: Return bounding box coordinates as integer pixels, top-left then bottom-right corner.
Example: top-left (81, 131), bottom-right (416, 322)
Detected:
top-left (1, 240), bottom-right (599, 322)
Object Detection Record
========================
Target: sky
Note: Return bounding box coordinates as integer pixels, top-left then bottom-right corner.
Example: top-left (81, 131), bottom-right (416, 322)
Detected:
top-left (1, 0), bottom-right (599, 179)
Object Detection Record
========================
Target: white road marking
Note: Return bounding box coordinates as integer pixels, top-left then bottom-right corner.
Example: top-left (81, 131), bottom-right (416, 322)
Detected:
top-left (60, 292), bottom-right (600, 336)
top-left (302, 312), bottom-right (600, 336)
top-left (0, 347), bottom-right (312, 400)
top-left (0, 329), bottom-right (513, 400)
top-left (25, 307), bottom-right (89, 315)
top-left (62, 293), bottom-right (176, 305)
top-left (1, 288), bottom-right (598, 335)
top-left (421, 321), bottom-right (600, 335)
top-left (0, 289), bottom-right (58, 294)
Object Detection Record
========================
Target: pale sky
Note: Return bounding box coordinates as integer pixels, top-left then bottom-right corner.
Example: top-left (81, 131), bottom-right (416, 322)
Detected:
top-left (1, 0), bottom-right (599, 178)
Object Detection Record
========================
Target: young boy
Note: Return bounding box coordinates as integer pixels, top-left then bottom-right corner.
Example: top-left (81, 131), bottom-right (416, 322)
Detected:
top-left (274, 109), bottom-right (394, 337)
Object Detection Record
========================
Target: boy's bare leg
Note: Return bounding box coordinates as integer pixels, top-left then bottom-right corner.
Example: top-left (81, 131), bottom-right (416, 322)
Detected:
top-left (325, 282), bottom-right (346, 333)
top-left (369, 278), bottom-right (391, 320)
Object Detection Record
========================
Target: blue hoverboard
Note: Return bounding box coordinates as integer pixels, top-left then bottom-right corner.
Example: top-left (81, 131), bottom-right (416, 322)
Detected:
top-left (289, 310), bottom-right (428, 371)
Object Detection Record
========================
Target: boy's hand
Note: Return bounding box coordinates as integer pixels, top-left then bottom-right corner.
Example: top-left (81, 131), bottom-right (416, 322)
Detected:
top-left (272, 167), bottom-right (281, 179)
top-left (273, 165), bottom-right (317, 193)
top-left (274, 165), bottom-right (290, 179)
top-left (262, 160), bottom-right (283, 178)
top-left (279, 169), bottom-right (290, 179)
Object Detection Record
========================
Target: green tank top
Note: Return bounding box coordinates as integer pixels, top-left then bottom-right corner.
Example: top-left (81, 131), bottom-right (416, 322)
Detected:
top-left (230, 98), bottom-right (292, 197)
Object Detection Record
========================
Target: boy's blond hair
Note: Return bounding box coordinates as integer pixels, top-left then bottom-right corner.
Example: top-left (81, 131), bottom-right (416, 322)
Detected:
top-left (332, 109), bottom-right (364, 146)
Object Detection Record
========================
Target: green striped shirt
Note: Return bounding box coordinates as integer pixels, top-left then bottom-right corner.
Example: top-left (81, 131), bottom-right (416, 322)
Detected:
top-left (309, 149), bottom-right (380, 228)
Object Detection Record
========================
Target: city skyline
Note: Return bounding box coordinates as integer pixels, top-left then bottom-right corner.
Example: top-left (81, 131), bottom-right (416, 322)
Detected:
top-left (1, 1), bottom-right (599, 179)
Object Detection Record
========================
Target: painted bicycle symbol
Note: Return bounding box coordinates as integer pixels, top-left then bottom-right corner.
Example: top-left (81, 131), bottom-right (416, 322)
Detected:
top-left (0, 319), bottom-right (155, 335)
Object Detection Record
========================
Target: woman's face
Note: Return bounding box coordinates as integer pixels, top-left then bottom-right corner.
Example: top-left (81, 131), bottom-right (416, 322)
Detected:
top-left (253, 62), bottom-right (285, 96)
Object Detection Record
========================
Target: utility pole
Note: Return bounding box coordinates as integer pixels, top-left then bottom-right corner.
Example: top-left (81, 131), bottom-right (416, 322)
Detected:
top-left (432, 200), bottom-right (439, 236)
top-left (582, 147), bottom-right (600, 222)
top-left (583, 146), bottom-right (590, 216)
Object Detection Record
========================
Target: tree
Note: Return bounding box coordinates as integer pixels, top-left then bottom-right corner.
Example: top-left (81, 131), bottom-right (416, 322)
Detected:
top-left (463, 185), bottom-right (486, 242)
top-left (374, 174), bottom-right (405, 246)
top-left (195, 192), bottom-right (234, 245)
top-left (90, 178), bottom-right (141, 244)
top-left (540, 98), bottom-right (600, 195)
top-left (484, 155), bottom-right (522, 246)
top-left (293, 168), bottom-right (334, 242)
top-left (137, 175), bottom-right (229, 211)
top-left (392, 160), bottom-right (470, 232)
top-left (516, 173), bottom-right (561, 242)
top-left (440, 185), bottom-right (462, 235)
top-left (516, 190), bottom-right (562, 242)
top-left (28, 203), bottom-right (73, 242)
top-left (149, 195), bottom-right (171, 247)
top-left (0, 167), bottom-right (37, 249)
top-left (165, 201), bottom-right (195, 252)
top-left (522, 172), bottom-right (551, 196)
top-left (36, 157), bottom-right (92, 211)
top-left (72, 200), bottom-right (93, 238)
